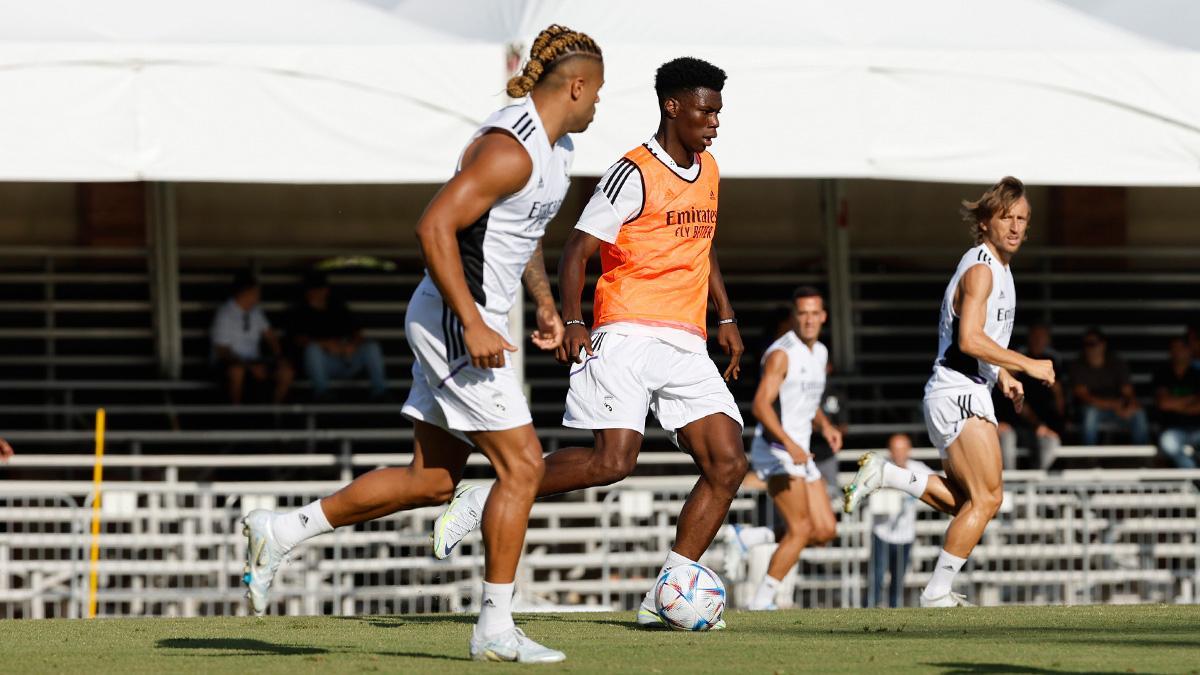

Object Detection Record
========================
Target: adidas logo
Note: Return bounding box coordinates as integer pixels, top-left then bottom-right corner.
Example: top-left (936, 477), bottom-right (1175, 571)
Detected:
top-left (665, 189), bottom-right (675, 199)
top-left (708, 190), bottom-right (716, 200)
top-left (941, 565), bottom-right (955, 571)
top-left (299, 514), bottom-right (310, 527)
top-left (537, 176), bottom-right (544, 189)
top-left (484, 598), bottom-right (496, 607)
top-left (909, 474), bottom-right (918, 484)
top-left (999, 290), bottom-right (1006, 299)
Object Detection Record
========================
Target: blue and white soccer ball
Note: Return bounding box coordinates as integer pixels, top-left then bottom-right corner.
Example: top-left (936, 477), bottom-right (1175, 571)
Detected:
top-left (654, 562), bottom-right (726, 631)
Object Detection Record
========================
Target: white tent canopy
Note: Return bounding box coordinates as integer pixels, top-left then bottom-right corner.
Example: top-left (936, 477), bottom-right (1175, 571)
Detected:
top-left (2, 0), bottom-right (1199, 185)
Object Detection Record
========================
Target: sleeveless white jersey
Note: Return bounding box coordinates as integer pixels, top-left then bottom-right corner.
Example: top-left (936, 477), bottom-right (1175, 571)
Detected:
top-left (754, 332), bottom-right (827, 450)
top-left (925, 243), bottom-right (1016, 398)
top-left (418, 97), bottom-right (574, 316)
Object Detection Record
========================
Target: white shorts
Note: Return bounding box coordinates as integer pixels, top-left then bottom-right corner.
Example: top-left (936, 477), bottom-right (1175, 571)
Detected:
top-left (400, 281), bottom-right (531, 444)
top-left (923, 389), bottom-right (998, 457)
top-left (750, 435), bottom-right (822, 482)
top-left (562, 332), bottom-right (743, 445)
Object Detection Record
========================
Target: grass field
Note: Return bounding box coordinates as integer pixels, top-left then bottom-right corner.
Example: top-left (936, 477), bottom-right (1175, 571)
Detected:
top-left (5, 605), bottom-right (1199, 674)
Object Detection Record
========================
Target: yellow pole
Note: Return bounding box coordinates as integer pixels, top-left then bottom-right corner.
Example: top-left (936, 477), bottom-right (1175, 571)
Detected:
top-left (87, 408), bottom-right (106, 619)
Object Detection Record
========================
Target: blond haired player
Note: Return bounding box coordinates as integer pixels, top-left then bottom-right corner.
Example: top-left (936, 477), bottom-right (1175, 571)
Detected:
top-left (432, 57), bottom-right (747, 628)
top-left (844, 177), bottom-right (1055, 607)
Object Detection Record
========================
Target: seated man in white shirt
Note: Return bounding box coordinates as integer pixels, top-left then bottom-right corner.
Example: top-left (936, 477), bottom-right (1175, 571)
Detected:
top-left (868, 433), bottom-right (934, 608)
top-left (210, 271), bottom-right (293, 404)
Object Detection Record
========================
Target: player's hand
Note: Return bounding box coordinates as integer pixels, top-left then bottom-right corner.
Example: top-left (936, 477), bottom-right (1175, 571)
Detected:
top-left (1026, 358), bottom-right (1055, 387)
top-left (998, 369), bottom-right (1025, 414)
top-left (822, 426), bottom-right (844, 453)
top-left (785, 440), bottom-right (812, 465)
top-left (0, 438), bottom-right (12, 463)
top-left (555, 322), bottom-right (592, 365)
top-left (717, 322), bottom-right (743, 381)
top-left (529, 304), bottom-right (564, 351)
top-left (464, 322), bottom-right (518, 369)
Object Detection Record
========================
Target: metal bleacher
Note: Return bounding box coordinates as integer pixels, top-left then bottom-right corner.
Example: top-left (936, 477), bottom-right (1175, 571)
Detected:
top-left (3, 244), bottom-right (1200, 619)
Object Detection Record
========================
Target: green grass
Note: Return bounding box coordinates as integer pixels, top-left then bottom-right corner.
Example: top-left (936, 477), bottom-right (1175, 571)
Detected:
top-left (5, 605), bottom-right (1199, 674)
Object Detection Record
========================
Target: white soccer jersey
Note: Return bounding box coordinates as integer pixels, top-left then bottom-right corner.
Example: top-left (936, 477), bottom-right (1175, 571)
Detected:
top-left (753, 332), bottom-right (827, 451)
top-left (925, 243), bottom-right (1016, 398)
top-left (428, 97), bottom-right (574, 317)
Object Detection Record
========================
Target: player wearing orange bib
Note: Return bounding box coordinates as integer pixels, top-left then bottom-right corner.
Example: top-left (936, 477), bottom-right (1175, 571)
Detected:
top-left (432, 58), bottom-right (746, 628)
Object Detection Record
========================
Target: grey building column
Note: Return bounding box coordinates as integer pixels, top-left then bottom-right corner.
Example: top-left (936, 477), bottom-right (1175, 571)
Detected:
top-left (821, 179), bottom-right (856, 372)
top-left (146, 182), bottom-right (182, 379)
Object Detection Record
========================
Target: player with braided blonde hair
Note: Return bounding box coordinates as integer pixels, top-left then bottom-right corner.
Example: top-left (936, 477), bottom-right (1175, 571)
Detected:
top-left (241, 24), bottom-right (602, 663)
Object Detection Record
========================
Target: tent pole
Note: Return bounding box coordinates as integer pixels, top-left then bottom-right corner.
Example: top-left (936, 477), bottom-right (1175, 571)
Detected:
top-left (821, 179), bottom-right (856, 373)
top-left (146, 182), bottom-right (182, 380)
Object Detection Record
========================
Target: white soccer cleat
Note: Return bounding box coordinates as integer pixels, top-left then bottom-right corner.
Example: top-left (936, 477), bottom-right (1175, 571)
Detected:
top-left (637, 606), bottom-right (726, 630)
top-left (242, 509), bottom-right (289, 616)
top-left (747, 602), bottom-right (779, 611)
top-left (919, 591), bottom-right (974, 608)
top-left (843, 451), bottom-right (886, 514)
top-left (469, 627), bottom-right (565, 663)
top-left (431, 484), bottom-right (483, 560)
top-left (722, 524), bottom-right (748, 581)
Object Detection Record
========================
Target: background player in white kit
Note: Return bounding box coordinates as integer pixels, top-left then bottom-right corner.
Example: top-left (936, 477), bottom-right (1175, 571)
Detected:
top-left (724, 286), bottom-right (843, 610)
top-left (844, 177), bottom-right (1055, 607)
top-left (239, 25), bottom-right (603, 663)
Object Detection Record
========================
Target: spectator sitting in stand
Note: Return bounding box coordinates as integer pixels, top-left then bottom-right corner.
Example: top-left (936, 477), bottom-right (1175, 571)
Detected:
top-left (1069, 327), bottom-right (1149, 446)
top-left (210, 270), bottom-right (293, 405)
top-left (1155, 335), bottom-right (1200, 469)
top-left (287, 271), bottom-right (389, 402)
top-left (996, 323), bottom-right (1067, 469)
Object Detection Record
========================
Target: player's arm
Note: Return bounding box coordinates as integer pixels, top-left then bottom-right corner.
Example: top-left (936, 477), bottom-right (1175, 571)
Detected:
top-left (556, 229), bottom-right (603, 364)
top-left (523, 240), bottom-right (564, 351)
top-left (415, 131), bottom-right (531, 369)
top-left (708, 248), bottom-right (743, 381)
top-left (752, 351), bottom-right (810, 463)
top-left (813, 407), bottom-right (843, 452)
top-left (0, 438), bottom-right (13, 462)
top-left (955, 265), bottom-right (1055, 385)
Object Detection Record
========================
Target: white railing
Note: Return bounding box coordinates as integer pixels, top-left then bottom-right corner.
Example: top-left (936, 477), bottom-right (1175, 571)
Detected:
top-left (1, 458), bottom-right (1197, 619)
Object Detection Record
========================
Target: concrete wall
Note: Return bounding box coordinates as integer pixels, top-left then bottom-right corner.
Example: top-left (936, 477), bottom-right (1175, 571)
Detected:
top-left (0, 183), bottom-right (78, 245)
top-left (3, 181), bottom-right (1196, 262)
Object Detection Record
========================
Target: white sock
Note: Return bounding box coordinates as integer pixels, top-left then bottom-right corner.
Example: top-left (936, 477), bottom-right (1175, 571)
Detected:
top-left (641, 550), bottom-right (696, 611)
top-left (923, 549), bottom-right (967, 598)
top-left (476, 581), bottom-right (515, 638)
top-left (270, 500), bottom-right (333, 551)
top-left (883, 462), bottom-right (929, 499)
top-left (752, 575), bottom-right (781, 608)
top-left (736, 526), bottom-right (776, 549)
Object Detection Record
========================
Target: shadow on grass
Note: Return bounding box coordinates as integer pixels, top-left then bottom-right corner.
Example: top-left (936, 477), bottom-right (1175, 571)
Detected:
top-left (156, 638), bottom-right (327, 656)
top-left (329, 615), bottom-right (476, 629)
top-left (927, 663), bottom-right (1162, 675)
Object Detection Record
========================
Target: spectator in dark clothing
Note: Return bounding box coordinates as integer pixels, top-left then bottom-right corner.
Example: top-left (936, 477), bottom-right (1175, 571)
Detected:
top-left (1155, 336), bottom-right (1200, 469)
top-left (288, 271), bottom-right (389, 401)
top-left (1069, 327), bottom-right (1149, 446)
top-left (996, 324), bottom-right (1067, 468)
top-left (210, 271), bottom-right (293, 405)
top-left (1188, 323), bottom-right (1200, 370)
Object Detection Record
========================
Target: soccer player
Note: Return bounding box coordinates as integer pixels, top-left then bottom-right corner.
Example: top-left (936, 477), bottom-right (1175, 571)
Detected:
top-left (240, 25), bottom-right (603, 663)
top-left (843, 177), bottom-right (1055, 607)
top-left (725, 286), bottom-right (843, 610)
top-left (432, 57), bottom-right (748, 628)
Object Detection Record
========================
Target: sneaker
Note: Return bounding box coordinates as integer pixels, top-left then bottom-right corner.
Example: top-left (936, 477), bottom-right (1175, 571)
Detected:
top-left (919, 591), bottom-right (973, 608)
top-left (431, 484), bottom-right (483, 560)
top-left (722, 524), bottom-right (748, 581)
top-left (843, 452), bottom-right (886, 514)
top-left (469, 627), bottom-right (565, 663)
top-left (637, 606), bottom-right (726, 630)
top-left (242, 509), bottom-right (290, 616)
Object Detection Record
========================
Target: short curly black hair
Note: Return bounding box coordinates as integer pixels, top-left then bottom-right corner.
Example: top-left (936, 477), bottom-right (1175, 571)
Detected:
top-left (654, 57), bottom-right (726, 104)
